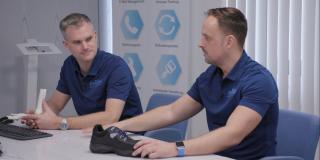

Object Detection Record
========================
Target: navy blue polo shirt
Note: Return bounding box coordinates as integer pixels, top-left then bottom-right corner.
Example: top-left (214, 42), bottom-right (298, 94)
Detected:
top-left (187, 51), bottom-right (279, 159)
top-left (56, 50), bottom-right (143, 121)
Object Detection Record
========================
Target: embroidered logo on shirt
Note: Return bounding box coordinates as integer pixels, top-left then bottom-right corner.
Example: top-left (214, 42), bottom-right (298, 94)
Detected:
top-left (226, 88), bottom-right (237, 97)
top-left (89, 79), bottom-right (103, 88)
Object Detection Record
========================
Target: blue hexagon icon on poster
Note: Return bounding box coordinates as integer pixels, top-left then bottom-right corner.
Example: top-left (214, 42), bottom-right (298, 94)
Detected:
top-left (155, 10), bottom-right (180, 40)
top-left (121, 10), bottom-right (144, 40)
top-left (156, 55), bottom-right (181, 85)
top-left (123, 53), bottom-right (143, 82)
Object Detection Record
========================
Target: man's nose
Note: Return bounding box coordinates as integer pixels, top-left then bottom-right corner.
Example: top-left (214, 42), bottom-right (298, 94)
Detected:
top-left (198, 40), bottom-right (204, 48)
top-left (81, 41), bottom-right (89, 49)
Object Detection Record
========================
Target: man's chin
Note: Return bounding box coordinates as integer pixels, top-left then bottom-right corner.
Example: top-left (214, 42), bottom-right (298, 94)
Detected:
top-left (203, 56), bottom-right (210, 64)
top-left (83, 51), bottom-right (96, 59)
top-left (77, 55), bottom-right (95, 63)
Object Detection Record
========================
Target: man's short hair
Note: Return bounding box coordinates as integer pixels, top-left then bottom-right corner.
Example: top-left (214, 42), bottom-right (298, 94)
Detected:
top-left (59, 13), bottom-right (92, 39)
top-left (206, 7), bottom-right (247, 48)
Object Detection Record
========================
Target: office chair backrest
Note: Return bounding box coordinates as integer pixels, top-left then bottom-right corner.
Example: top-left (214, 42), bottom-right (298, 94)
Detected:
top-left (144, 93), bottom-right (188, 142)
top-left (276, 109), bottom-right (320, 160)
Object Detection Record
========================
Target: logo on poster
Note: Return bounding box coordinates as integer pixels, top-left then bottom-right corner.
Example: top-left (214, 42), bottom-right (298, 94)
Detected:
top-left (155, 10), bottom-right (180, 40)
top-left (156, 55), bottom-right (181, 85)
top-left (121, 10), bottom-right (144, 39)
top-left (123, 53), bottom-right (143, 82)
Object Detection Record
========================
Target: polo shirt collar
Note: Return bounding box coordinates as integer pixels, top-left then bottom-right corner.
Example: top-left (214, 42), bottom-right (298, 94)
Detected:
top-left (87, 50), bottom-right (102, 76)
top-left (224, 50), bottom-right (248, 81)
top-left (72, 50), bottom-right (102, 77)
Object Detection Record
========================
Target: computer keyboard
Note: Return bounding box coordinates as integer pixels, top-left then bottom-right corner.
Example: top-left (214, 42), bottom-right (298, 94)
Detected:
top-left (0, 124), bottom-right (52, 140)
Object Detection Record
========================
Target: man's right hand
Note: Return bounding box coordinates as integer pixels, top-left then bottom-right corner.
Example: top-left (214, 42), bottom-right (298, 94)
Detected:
top-left (21, 109), bottom-right (38, 129)
top-left (21, 100), bottom-right (62, 130)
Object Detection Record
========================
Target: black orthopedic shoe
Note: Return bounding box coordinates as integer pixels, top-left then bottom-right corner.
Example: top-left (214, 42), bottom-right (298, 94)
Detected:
top-left (90, 124), bottom-right (139, 157)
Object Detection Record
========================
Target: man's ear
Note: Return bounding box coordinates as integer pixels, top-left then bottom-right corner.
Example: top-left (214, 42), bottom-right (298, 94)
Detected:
top-left (62, 40), bottom-right (68, 49)
top-left (224, 35), bottom-right (236, 48)
top-left (94, 31), bottom-right (98, 42)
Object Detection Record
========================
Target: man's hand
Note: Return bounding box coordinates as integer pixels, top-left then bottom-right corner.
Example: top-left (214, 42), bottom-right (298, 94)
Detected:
top-left (132, 139), bottom-right (178, 159)
top-left (20, 109), bottom-right (36, 128)
top-left (21, 101), bottom-right (61, 130)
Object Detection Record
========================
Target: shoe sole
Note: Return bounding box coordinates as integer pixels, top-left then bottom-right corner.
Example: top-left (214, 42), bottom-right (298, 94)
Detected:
top-left (90, 143), bottom-right (113, 153)
top-left (114, 149), bottom-right (134, 157)
top-left (90, 144), bottom-right (134, 157)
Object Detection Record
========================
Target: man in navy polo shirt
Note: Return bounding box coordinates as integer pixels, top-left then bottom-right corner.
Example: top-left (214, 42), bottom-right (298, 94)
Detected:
top-left (111, 7), bottom-right (279, 159)
top-left (22, 13), bottom-right (143, 130)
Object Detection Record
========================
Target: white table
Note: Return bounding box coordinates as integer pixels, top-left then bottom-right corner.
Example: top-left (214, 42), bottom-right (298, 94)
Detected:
top-left (0, 130), bottom-right (233, 160)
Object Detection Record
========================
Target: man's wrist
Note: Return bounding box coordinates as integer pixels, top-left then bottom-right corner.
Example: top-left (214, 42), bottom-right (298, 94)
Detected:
top-left (58, 117), bottom-right (69, 130)
top-left (55, 117), bottom-right (63, 129)
top-left (175, 141), bottom-right (185, 157)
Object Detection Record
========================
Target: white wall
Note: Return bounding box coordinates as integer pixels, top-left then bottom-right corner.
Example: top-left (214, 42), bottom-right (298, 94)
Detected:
top-left (0, 0), bottom-right (99, 117)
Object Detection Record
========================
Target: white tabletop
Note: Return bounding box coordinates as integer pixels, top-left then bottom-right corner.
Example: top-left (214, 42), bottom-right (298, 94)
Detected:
top-left (0, 129), bottom-right (233, 160)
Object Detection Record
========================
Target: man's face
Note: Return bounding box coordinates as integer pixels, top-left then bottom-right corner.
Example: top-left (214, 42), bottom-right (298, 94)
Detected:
top-left (198, 16), bottom-right (227, 65)
top-left (63, 22), bottom-right (98, 64)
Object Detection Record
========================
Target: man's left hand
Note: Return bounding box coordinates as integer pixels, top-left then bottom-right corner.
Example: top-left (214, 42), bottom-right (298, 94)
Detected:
top-left (132, 139), bottom-right (178, 159)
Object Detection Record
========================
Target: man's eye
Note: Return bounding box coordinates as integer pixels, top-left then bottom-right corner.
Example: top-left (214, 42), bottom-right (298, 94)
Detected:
top-left (73, 41), bottom-right (81, 45)
top-left (204, 36), bottom-right (210, 41)
top-left (86, 36), bottom-right (93, 42)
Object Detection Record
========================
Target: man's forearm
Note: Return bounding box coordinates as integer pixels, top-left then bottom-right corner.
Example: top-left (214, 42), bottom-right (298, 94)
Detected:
top-left (66, 111), bottom-right (120, 129)
top-left (116, 105), bottom-right (176, 132)
top-left (46, 101), bottom-right (62, 114)
top-left (183, 126), bottom-right (243, 156)
top-left (183, 106), bottom-right (261, 156)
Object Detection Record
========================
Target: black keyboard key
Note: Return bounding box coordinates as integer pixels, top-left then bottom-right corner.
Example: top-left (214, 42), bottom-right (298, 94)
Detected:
top-left (0, 124), bottom-right (52, 140)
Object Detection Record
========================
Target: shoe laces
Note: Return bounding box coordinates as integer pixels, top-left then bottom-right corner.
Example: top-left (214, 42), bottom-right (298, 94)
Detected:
top-left (109, 126), bottom-right (128, 142)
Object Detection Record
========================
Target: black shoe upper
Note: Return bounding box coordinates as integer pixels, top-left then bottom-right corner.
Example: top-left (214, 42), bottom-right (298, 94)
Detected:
top-left (90, 124), bottom-right (139, 157)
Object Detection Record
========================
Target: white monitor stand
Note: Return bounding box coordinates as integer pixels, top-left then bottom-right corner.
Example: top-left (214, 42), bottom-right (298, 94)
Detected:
top-left (16, 39), bottom-right (62, 111)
